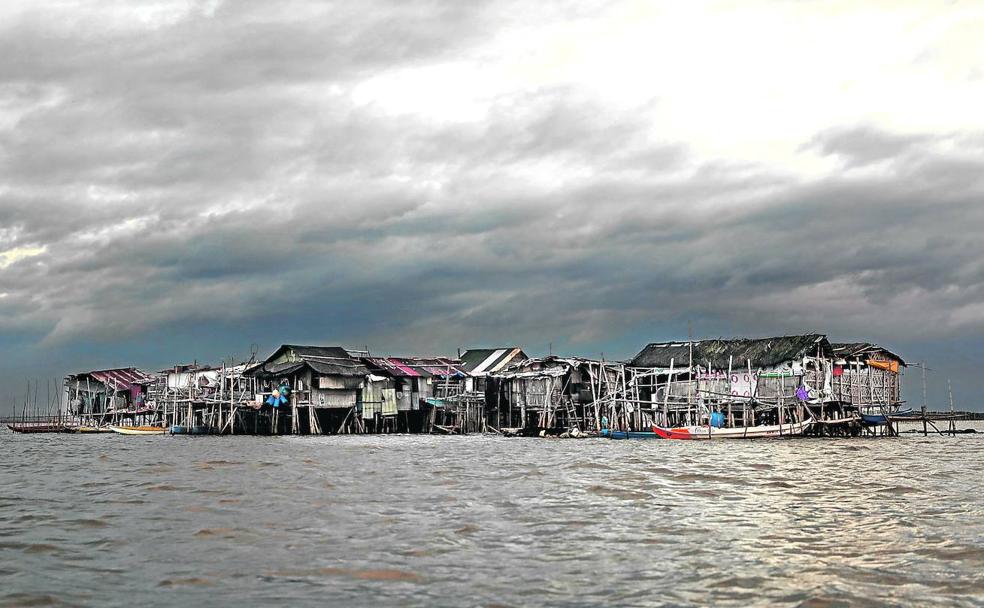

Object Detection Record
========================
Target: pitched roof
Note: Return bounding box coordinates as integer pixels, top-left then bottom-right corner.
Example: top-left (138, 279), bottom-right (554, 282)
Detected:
top-left (249, 344), bottom-right (369, 378)
top-left (69, 368), bottom-right (155, 391)
top-left (630, 334), bottom-right (831, 369)
top-left (400, 356), bottom-right (468, 378)
top-left (362, 357), bottom-right (424, 378)
top-left (831, 342), bottom-right (906, 366)
top-left (492, 356), bottom-right (592, 378)
top-left (459, 347), bottom-right (527, 375)
top-left (280, 345), bottom-right (355, 360)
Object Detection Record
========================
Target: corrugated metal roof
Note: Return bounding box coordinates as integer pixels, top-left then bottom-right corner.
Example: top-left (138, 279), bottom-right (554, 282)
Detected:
top-left (87, 368), bottom-right (154, 391)
top-left (362, 357), bottom-right (422, 378)
top-left (470, 349), bottom-right (507, 375)
top-left (418, 365), bottom-right (466, 377)
top-left (488, 348), bottom-right (525, 373)
top-left (459, 347), bottom-right (527, 375)
top-left (393, 356), bottom-right (467, 377)
top-left (493, 356), bottom-right (591, 378)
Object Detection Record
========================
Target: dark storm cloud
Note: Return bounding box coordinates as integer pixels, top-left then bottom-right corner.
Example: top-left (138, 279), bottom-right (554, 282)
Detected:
top-left (1, 1), bottom-right (983, 409)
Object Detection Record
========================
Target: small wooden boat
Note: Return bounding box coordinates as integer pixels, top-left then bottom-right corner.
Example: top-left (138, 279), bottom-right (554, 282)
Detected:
top-left (861, 408), bottom-right (913, 425)
top-left (815, 414), bottom-right (859, 425)
top-left (652, 418), bottom-right (814, 440)
top-left (169, 425), bottom-right (211, 435)
top-left (601, 429), bottom-right (660, 440)
top-left (76, 426), bottom-right (114, 433)
top-left (109, 425), bottom-right (167, 435)
top-left (887, 409), bottom-right (917, 421)
top-left (7, 424), bottom-right (75, 434)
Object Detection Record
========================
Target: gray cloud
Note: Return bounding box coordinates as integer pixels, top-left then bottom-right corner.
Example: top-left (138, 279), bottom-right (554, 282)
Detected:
top-left (1, 1), bottom-right (983, 410)
top-left (806, 125), bottom-right (933, 168)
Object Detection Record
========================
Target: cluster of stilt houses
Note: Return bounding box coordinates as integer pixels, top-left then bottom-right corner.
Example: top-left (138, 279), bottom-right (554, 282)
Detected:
top-left (37, 333), bottom-right (914, 438)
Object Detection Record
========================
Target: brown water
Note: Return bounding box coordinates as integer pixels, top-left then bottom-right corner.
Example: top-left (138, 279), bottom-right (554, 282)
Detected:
top-left (1, 425), bottom-right (983, 607)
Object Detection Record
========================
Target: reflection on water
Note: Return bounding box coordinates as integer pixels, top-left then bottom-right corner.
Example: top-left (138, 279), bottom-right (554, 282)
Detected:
top-left (1, 424), bottom-right (983, 607)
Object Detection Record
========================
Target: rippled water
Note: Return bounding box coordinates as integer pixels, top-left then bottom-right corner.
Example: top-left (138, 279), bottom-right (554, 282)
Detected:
top-left (2, 424), bottom-right (983, 607)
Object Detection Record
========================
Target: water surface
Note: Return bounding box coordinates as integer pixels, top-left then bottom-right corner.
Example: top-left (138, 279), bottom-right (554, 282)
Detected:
top-left (1, 424), bottom-right (982, 607)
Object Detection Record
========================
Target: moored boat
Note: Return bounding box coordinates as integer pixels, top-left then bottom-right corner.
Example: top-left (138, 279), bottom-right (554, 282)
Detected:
top-left (169, 425), bottom-right (211, 435)
top-left (887, 409), bottom-right (917, 421)
top-left (109, 425), bottom-right (167, 435)
top-left (652, 418), bottom-right (814, 440)
top-left (815, 414), bottom-right (860, 426)
top-left (861, 413), bottom-right (887, 425)
top-left (601, 429), bottom-right (661, 440)
top-left (7, 423), bottom-right (75, 434)
top-left (861, 408), bottom-right (913, 425)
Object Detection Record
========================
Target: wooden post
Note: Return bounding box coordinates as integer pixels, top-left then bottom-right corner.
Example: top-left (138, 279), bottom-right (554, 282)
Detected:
top-left (230, 371), bottom-right (235, 435)
top-left (727, 355), bottom-right (733, 428)
top-left (921, 363), bottom-right (928, 437)
top-left (520, 380), bottom-right (526, 431)
top-left (747, 359), bottom-right (753, 427)
top-left (589, 363), bottom-right (600, 431)
top-left (663, 359), bottom-right (674, 427)
top-left (947, 378), bottom-right (956, 436)
top-left (292, 378), bottom-right (299, 435)
top-left (496, 381), bottom-right (502, 431)
top-left (687, 340), bottom-right (693, 426)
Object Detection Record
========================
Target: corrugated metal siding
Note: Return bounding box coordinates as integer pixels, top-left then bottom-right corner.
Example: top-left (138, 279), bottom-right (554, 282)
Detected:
top-left (315, 389), bottom-right (357, 408)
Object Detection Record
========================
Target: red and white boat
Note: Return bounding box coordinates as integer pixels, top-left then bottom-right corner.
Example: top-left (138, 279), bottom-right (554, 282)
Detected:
top-left (652, 418), bottom-right (814, 440)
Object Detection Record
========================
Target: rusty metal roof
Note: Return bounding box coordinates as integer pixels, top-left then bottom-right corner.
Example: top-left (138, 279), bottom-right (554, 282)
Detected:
top-left (85, 368), bottom-right (154, 391)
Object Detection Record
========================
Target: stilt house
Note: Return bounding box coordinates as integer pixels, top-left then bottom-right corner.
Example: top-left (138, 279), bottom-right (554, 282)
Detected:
top-left (410, 356), bottom-right (474, 433)
top-left (458, 348), bottom-right (528, 394)
top-left (489, 356), bottom-right (619, 433)
top-left (359, 356), bottom-right (460, 432)
top-left (151, 362), bottom-right (256, 433)
top-left (627, 334), bottom-right (834, 429)
top-left (830, 343), bottom-right (905, 409)
top-left (246, 345), bottom-right (369, 434)
top-left (65, 368), bottom-right (155, 424)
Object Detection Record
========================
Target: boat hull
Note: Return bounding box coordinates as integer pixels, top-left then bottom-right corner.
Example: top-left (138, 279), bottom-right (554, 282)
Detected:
top-left (109, 425), bottom-right (167, 435)
top-left (602, 429), bottom-right (660, 440)
top-left (169, 425), bottom-right (211, 435)
top-left (7, 424), bottom-right (74, 434)
top-left (815, 415), bottom-right (859, 425)
top-left (861, 409), bottom-right (912, 425)
top-left (652, 418), bottom-right (814, 440)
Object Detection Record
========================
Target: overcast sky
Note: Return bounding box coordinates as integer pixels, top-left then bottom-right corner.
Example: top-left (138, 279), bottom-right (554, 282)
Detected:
top-left (2, 1), bottom-right (983, 413)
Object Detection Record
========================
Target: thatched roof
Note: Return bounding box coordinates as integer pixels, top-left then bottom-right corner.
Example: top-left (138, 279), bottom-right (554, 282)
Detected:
top-left (630, 334), bottom-right (831, 369)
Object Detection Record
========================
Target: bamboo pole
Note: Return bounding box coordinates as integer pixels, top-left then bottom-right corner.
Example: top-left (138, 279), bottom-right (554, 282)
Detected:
top-left (663, 359), bottom-right (673, 427)
top-left (727, 355), bottom-right (733, 428)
